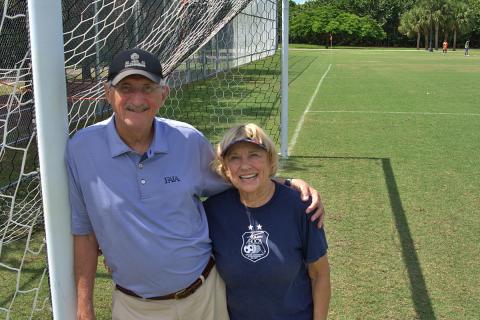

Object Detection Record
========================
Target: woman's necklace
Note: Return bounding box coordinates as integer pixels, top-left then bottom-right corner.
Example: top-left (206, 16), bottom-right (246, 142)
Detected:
top-left (244, 205), bottom-right (260, 231)
top-left (240, 180), bottom-right (275, 230)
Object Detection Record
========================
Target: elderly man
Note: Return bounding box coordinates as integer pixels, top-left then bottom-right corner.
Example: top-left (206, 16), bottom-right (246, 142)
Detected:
top-left (66, 48), bottom-right (324, 320)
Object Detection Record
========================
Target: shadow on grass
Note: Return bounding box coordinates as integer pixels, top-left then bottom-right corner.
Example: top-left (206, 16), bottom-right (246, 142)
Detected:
top-left (283, 155), bottom-right (436, 320)
top-left (288, 55), bottom-right (318, 85)
top-left (381, 158), bottom-right (436, 320)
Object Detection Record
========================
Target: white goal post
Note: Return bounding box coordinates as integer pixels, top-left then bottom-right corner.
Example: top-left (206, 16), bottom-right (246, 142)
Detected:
top-left (27, 0), bottom-right (75, 318)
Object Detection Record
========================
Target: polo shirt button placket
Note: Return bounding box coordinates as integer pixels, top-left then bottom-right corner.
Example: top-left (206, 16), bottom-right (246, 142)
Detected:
top-left (140, 179), bottom-right (146, 185)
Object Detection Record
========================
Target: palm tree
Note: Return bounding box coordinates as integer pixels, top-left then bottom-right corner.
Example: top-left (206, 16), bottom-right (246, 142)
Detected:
top-left (421, 0), bottom-right (446, 51)
top-left (399, 10), bottom-right (417, 47)
top-left (432, 8), bottom-right (445, 50)
top-left (447, 0), bottom-right (472, 50)
top-left (416, 7), bottom-right (432, 50)
top-left (399, 6), bottom-right (430, 50)
top-left (416, 6), bottom-right (432, 50)
top-left (442, 1), bottom-right (456, 43)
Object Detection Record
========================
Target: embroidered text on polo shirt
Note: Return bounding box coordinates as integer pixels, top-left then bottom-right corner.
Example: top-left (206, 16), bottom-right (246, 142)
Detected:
top-left (164, 176), bottom-right (181, 184)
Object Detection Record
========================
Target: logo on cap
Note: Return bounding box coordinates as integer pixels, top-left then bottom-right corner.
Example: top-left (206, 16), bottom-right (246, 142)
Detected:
top-left (125, 53), bottom-right (146, 68)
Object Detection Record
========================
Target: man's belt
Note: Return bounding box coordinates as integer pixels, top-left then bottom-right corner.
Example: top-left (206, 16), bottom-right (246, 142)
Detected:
top-left (115, 256), bottom-right (215, 300)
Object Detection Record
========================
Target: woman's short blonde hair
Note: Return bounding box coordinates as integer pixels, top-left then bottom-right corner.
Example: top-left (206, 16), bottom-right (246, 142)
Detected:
top-left (212, 123), bottom-right (278, 182)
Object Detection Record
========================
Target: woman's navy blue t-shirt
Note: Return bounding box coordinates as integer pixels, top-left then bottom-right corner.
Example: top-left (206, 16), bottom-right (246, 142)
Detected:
top-left (204, 181), bottom-right (328, 320)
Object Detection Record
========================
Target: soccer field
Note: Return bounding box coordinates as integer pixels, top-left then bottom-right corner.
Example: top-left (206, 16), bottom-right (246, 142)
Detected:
top-left (2, 48), bottom-right (478, 320)
top-left (281, 47), bottom-right (480, 319)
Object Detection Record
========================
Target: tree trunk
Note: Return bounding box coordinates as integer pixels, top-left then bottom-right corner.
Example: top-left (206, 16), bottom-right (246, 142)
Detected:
top-left (434, 23), bottom-right (439, 50)
top-left (424, 32), bottom-right (429, 50)
top-left (453, 28), bottom-right (457, 51)
top-left (417, 32), bottom-right (421, 50)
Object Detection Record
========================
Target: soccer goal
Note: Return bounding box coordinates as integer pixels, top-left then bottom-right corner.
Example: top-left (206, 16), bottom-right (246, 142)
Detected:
top-left (0, 0), bottom-right (288, 318)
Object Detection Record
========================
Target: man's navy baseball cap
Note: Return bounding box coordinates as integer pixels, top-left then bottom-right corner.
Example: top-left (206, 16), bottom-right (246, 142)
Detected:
top-left (107, 48), bottom-right (163, 85)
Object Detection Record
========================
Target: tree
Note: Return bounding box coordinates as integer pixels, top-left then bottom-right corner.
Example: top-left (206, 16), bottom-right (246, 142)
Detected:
top-left (290, 6), bottom-right (340, 44)
top-left (399, 6), bottom-right (431, 50)
top-left (310, 0), bottom-right (416, 46)
top-left (446, 0), bottom-right (473, 50)
top-left (324, 12), bottom-right (385, 45)
top-left (419, 0), bottom-right (445, 51)
top-left (399, 8), bottom-right (419, 49)
top-left (290, 3), bottom-right (385, 45)
top-left (466, 0), bottom-right (480, 34)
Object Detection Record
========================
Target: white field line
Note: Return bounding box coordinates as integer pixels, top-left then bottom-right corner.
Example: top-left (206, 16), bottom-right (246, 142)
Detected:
top-left (290, 48), bottom-right (420, 52)
top-left (308, 110), bottom-right (480, 116)
top-left (288, 64), bottom-right (332, 155)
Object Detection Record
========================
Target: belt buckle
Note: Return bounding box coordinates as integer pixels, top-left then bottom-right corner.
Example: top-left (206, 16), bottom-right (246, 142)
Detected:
top-left (174, 287), bottom-right (189, 300)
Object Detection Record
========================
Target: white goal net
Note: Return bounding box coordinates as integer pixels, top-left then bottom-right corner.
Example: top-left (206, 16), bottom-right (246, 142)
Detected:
top-left (0, 0), bottom-right (280, 318)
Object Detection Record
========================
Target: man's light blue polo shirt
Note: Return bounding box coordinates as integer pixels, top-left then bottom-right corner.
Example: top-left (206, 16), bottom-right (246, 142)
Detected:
top-left (66, 116), bottom-right (229, 297)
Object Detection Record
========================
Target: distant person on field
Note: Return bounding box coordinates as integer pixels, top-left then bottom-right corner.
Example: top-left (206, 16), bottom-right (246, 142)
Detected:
top-left (66, 48), bottom-right (326, 320)
top-left (329, 33), bottom-right (333, 49)
top-left (205, 123), bottom-right (331, 320)
top-left (465, 40), bottom-right (470, 56)
top-left (442, 40), bottom-right (448, 54)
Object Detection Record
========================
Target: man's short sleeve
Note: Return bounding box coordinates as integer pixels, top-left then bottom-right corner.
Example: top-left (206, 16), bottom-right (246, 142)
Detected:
top-left (196, 134), bottom-right (230, 197)
top-left (300, 200), bottom-right (328, 263)
top-left (65, 140), bottom-right (93, 235)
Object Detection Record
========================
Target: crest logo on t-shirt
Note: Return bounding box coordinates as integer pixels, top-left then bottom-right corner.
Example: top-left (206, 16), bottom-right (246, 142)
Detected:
top-left (241, 229), bottom-right (269, 263)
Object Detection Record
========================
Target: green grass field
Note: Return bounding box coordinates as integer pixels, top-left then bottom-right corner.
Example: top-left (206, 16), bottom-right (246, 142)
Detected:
top-left (282, 47), bottom-right (480, 319)
top-left (1, 47), bottom-right (479, 319)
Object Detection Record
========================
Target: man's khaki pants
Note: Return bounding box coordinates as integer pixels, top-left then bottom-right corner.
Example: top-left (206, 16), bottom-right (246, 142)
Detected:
top-left (112, 266), bottom-right (229, 320)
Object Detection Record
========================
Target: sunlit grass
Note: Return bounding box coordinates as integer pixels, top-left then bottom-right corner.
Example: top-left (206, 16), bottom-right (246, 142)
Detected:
top-left (281, 47), bottom-right (480, 319)
top-left (2, 47), bottom-right (479, 319)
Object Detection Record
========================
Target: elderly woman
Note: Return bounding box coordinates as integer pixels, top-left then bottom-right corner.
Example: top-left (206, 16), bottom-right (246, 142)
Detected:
top-left (204, 123), bottom-right (331, 320)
